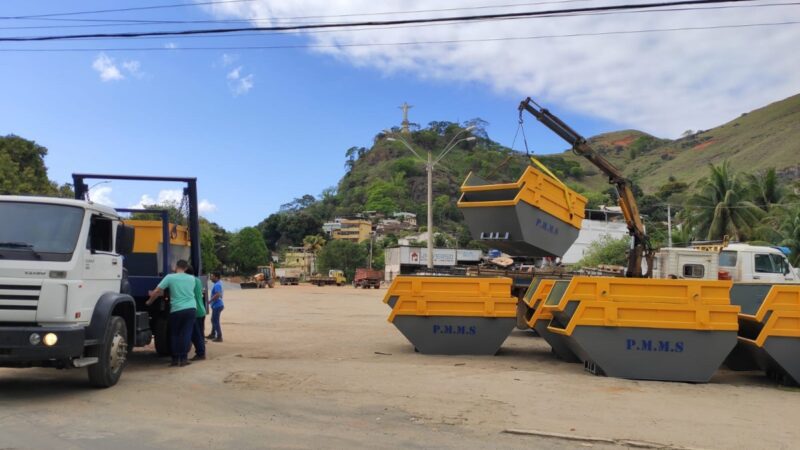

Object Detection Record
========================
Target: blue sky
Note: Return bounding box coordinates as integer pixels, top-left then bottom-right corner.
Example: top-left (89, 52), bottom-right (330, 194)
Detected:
top-left (2, 0), bottom-right (798, 230)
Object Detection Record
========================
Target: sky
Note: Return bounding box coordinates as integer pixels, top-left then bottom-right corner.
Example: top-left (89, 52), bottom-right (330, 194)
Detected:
top-left (1, 0), bottom-right (798, 230)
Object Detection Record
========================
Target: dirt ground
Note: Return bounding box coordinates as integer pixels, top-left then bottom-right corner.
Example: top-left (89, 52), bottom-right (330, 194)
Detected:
top-left (1, 283), bottom-right (798, 450)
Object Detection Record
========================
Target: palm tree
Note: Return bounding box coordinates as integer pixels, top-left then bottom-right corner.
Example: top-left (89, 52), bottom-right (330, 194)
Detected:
top-left (746, 168), bottom-right (785, 212)
top-left (685, 161), bottom-right (764, 241)
top-left (302, 234), bottom-right (326, 274)
top-left (778, 208), bottom-right (800, 266)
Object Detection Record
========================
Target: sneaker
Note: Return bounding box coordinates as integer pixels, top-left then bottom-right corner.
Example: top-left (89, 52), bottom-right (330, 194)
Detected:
top-left (206, 334), bottom-right (216, 340)
top-left (212, 337), bottom-right (223, 342)
top-left (169, 361), bottom-right (179, 367)
top-left (191, 355), bottom-right (206, 361)
top-left (179, 360), bottom-right (192, 367)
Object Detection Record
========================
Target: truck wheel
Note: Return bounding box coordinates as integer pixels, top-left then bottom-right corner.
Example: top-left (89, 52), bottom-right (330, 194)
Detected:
top-left (87, 316), bottom-right (128, 388)
top-left (153, 316), bottom-right (171, 357)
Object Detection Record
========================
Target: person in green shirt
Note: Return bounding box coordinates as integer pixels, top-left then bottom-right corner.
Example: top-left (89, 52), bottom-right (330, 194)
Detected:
top-left (146, 259), bottom-right (197, 367)
top-left (187, 266), bottom-right (207, 361)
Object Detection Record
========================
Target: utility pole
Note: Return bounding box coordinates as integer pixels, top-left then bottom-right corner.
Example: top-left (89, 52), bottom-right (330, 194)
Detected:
top-left (385, 126), bottom-right (476, 271)
top-left (427, 149), bottom-right (433, 269)
top-left (667, 203), bottom-right (672, 247)
top-left (368, 232), bottom-right (374, 270)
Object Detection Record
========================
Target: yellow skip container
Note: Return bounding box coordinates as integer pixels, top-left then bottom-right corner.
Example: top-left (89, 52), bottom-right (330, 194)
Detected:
top-left (541, 276), bottom-right (739, 382)
top-left (726, 283), bottom-right (800, 386)
top-left (383, 276), bottom-right (517, 355)
top-left (522, 278), bottom-right (581, 362)
top-left (458, 165), bottom-right (587, 257)
top-left (124, 220), bottom-right (191, 276)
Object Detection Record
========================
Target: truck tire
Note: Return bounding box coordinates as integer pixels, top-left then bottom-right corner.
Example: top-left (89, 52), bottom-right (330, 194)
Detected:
top-left (87, 316), bottom-right (128, 388)
top-left (153, 316), bottom-right (171, 357)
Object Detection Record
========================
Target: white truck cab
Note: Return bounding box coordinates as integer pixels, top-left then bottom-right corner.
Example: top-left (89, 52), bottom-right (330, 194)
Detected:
top-left (653, 243), bottom-right (798, 283)
top-left (719, 243), bottom-right (797, 283)
top-left (0, 195), bottom-right (141, 387)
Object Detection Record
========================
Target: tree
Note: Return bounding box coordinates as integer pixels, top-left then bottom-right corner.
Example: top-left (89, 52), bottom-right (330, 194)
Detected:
top-left (746, 168), bottom-right (785, 212)
top-left (0, 135), bottom-right (71, 197)
top-left (279, 195), bottom-right (317, 213)
top-left (684, 162), bottom-right (764, 241)
top-left (302, 234), bottom-right (326, 274)
top-left (778, 208), bottom-right (800, 266)
top-left (200, 221), bottom-right (221, 272)
top-left (229, 227), bottom-right (269, 274)
top-left (574, 235), bottom-right (630, 268)
top-left (130, 202), bottom-right (185, 224)
top-left (257, 212), bottom-right (323, 250)
top-left (316, 239), bottom-right (367, 281)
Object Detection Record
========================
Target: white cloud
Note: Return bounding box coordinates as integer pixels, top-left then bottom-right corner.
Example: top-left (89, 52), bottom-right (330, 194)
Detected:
top-left (164, 42), bottom-right (178, 49)
top-left (226, 65), bottom-right (255, 95)
top-left (199, 199), bottom-right (218, 214)
top-left (227, 65), bottom-right (242, 80)
top-left (89, 186), bottom-right (115, 207)
top-left (220, 53), bottom-right (239, 67)
top-left (122, 60), bottom-right (143, 77)
top-left (92, 53), bottom-right (124, 82)
top-left (202, 1), bottom-right (800, 136)
top-left (129, 190), bottom-right (217, 216)
top-left (92, 53), bottom-right (144, 81)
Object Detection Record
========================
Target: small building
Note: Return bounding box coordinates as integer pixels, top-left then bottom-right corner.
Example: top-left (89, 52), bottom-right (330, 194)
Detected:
top-left (282, 246), bottom-right (316, 277)
top-left (393, 212), bottom-right (417, 227)
top-left (332, 218), bottom-right (373, 243)
top-left (384, 246), bottom-right (483, 281)
top-left (322, 221), bottom-right (342, 235)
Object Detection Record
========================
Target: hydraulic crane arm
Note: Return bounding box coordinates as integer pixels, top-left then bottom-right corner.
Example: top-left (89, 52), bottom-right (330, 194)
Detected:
top-left (518, 97), bottom-right (653, 277)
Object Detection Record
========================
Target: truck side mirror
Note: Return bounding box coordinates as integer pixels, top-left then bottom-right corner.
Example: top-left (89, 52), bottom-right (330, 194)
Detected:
top-left (116, 224), bottom-right (135, 255)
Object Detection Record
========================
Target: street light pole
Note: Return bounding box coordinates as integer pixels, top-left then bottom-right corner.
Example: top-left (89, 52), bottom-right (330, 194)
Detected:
top-left (427, 148), bottom-right (433, 269)
top-left (385, 128), bottom-right (476, 271)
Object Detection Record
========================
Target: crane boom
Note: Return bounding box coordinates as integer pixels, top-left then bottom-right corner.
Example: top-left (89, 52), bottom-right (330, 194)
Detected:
top-left (518, 97), bottom-right (653, 277)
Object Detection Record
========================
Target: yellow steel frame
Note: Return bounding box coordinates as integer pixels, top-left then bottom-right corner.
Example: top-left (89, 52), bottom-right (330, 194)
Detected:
top-left (383, 276), bottom-right (517, 322)
top-left (457, 165), bottom-right (587, 229)
top-left (738, 285), bottom-right (800, 347)
top-left (538, 277), bottom-right (739, 335)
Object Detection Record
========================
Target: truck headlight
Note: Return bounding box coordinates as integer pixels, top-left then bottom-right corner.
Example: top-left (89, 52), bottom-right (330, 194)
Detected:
top-left (43, 333), bottom-right (58, 347)
top-left (29, 333), bottom-right (41, 345)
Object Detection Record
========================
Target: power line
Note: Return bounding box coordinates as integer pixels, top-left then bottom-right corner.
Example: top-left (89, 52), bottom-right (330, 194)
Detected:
top-left (0, 0), bottom-right (761, 42)
top-left (0, 0), bottom-right (258, 20)
top-left (21, 3), bottom-right (800, 42)
top-left (0, 20), bottom-right (795, 52)
top-left (0, 0), bottom-right (593, 25)
top-left (2, 1), bottom-right (796, 32)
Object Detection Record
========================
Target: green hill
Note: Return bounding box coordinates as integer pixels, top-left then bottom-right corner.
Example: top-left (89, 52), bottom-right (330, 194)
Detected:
top-left (557, 93), bottom-right (800, 192)
top-left (260, 94), bottom-right (800, 250)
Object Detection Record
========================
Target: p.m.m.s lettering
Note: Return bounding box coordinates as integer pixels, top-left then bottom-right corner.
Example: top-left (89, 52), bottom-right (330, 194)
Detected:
top-left (433, 324), bottom-right (477, 336)
top-left (625, 339), bottom-right (684, 353)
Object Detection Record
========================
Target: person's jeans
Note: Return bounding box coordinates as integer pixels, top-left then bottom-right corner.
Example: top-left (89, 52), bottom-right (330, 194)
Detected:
top-left (191, 316), bottom-right (206, 357)
top-left (169, 308), bottom-right (196, 363)
top-left (211, 306), bottom-right (223, 339)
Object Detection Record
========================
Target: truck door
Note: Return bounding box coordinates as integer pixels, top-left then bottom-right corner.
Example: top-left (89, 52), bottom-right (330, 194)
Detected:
top-left (753, 253), bottom-right (785, 283)
top-left (772, 254), bottom-right (797, 282)
top-left (80, 215), bottom-right (123, 317)
top-left (718, 250), bottom-right (739, 280)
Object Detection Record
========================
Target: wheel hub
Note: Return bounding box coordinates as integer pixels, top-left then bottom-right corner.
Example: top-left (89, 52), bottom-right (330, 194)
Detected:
top-left (109, 332), bottom-right (128, 372)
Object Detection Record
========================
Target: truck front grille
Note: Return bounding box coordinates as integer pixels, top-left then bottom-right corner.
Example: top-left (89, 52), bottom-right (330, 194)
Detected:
top-left (0, 284), bottom-right (41, 311)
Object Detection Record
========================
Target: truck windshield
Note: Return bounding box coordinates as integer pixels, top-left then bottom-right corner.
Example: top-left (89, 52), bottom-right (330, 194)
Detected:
top-left (0, 202), bottom-right (84, 262)
top-left (754, 253), bottom-right (788, 274)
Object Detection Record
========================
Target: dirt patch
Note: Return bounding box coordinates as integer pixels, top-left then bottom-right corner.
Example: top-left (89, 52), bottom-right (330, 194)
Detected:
top-left (611, 136), bottom-right (637, 147)
top-left (693, 139), bottom-right (716, 150)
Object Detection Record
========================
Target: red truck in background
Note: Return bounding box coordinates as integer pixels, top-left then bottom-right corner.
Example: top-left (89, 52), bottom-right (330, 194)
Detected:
top-left (354, 268), bottom-right (382, 289)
